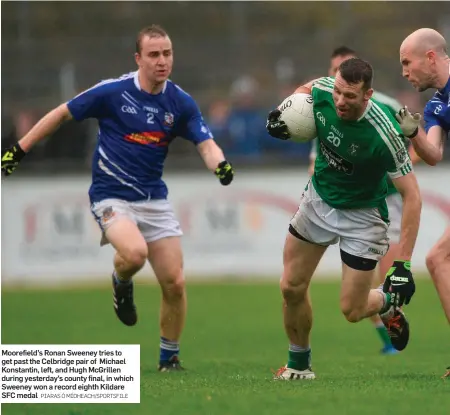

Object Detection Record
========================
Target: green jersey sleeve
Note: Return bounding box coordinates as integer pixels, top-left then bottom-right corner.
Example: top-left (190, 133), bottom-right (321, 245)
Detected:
top-left (368, 101), bottom-right (413, 179)
top-left (312, 77), bottom-right (335, 94)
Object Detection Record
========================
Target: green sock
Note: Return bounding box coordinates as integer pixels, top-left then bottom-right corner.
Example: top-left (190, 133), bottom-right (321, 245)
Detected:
top-left (287, 347), bottom-right (311, 371)
top-left (376, 325), bottom-right (393, 347)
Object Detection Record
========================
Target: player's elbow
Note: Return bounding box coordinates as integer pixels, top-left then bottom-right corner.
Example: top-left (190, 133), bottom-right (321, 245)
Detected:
top-left (55, 103), bottom-right (73, 123)
top-left (421, 153), bottom-right (441, 166)
top-left (431, 152), bottom-right (443, 165)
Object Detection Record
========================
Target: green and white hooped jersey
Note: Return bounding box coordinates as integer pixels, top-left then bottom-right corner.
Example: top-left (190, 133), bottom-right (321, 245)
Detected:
top-left (310, 77), bottom-right (412, 212)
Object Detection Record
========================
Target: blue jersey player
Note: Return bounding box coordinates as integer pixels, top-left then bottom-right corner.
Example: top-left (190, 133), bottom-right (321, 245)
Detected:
top-left (1, 25), bottom-right (234, 372)
top-left (397, 28), bottom-right (449, 378)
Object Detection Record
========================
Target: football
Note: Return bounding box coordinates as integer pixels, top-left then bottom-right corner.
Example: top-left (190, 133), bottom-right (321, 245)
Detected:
top-left (278, 93), bottom-right (317, 143)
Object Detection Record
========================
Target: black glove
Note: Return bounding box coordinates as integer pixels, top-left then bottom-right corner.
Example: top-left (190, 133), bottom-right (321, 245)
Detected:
top-left (383, 260), bottom-right (415, 307)
top-left (2, 143), bottom-right (26, 176)
top-left (266, 109), bottom-right (290, 140)
top-left (215, 160), bottom-right (234, 186)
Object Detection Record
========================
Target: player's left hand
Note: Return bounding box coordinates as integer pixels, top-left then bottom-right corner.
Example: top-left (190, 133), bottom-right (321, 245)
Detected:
top-left (215, 160), bottom-right (234, 186)
top-left (395, 106), bottom-right (421, 138)
top-left (266, 109), bottom-right (290, 140)
top-left (383, 260), bottom-right (416, 307)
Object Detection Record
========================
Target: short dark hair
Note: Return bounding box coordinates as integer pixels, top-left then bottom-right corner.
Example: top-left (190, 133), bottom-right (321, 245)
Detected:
top-left (136, 24), bottom-right (169, 54)
top-left (338, 58), bottom-right (373, 91)
top-left (331, 46), bottom-right (357, 59)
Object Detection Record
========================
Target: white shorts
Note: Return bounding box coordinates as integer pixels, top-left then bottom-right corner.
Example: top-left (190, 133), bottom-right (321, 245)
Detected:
top-left (290, 182), bottom-right (389, 261)
top-left (386, 193), bottom-right (402, 244)
top-left (91, 199), bottom-right (183, 246)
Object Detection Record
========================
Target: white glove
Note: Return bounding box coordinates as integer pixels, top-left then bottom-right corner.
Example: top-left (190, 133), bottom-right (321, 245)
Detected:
top-left (395, 106), bottom-right (421, 138)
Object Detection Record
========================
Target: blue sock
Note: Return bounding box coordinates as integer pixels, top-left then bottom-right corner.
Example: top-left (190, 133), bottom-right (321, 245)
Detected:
top-left (159, 337), bottom-right (179, 363)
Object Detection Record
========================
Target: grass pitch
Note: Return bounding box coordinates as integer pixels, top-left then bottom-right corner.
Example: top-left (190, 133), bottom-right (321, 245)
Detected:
top-left (1, 278), bottom-right (449, 415)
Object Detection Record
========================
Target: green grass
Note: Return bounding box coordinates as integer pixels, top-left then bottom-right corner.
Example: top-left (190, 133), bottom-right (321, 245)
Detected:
top-left (1, 278), bottom-right (449, 415)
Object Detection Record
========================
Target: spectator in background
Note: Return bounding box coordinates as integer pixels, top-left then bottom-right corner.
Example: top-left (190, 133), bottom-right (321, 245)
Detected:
top-left (226, 75), bottom-right (267, 160)
top-left (206, 99), bottom-right (231, 150)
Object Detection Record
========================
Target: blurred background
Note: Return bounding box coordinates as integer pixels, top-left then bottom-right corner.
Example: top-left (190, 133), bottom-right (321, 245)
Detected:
top-left (2, 1), bottom-right (450, 174)
top-left (2, 2), bottom-right (450, 286)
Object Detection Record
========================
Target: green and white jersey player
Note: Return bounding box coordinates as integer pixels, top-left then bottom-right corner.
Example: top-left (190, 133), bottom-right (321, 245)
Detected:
top-left (307, 46), bottom-right (422, 356)
top-left (266, 58), bottom-right (421, 380)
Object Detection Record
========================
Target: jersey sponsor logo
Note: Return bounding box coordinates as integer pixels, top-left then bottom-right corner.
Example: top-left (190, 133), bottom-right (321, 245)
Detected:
top-left (164, 112), bottom-right (175, 127)
top-left (316, 112), bottom-right (326, 126)
top-left (121, 105), bottom-right (138, 115)
top-left (124, 131), bottom-right (169, 146)
top-left (143, 106), bottom-right (159, 114)
top-left (320, 141), bottom-right (354, 175)
top-left (434, 104), bottom-right (443, 115)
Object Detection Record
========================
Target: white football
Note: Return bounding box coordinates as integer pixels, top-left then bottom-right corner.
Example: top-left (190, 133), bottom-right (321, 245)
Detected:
top-left (278, 93), bottom-right (316, 143)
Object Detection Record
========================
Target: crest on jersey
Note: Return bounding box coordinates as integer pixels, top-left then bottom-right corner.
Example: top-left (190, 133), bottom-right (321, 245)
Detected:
top-left (396, 148), bottom-right (408, 164)
top-left (101, 207), bottom-right (115, 225)
top-left (164, 112), bottom-right (174, 127)
top-left (348, 143), bottom-right (359, 155)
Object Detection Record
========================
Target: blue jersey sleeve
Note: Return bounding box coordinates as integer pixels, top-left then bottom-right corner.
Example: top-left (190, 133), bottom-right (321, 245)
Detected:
top-left (178, 95), bottom-right (213, 144)
top-left (67, 81), bottom-right (113, 121)
top-left (423, 100), bottom-right (444, 133)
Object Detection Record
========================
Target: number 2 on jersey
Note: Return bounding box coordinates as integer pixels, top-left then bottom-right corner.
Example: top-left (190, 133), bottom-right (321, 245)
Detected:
top-left (147, 112), bottom-right (154, 124)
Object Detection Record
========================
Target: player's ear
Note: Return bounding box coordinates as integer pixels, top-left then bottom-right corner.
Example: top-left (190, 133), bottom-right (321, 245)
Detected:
top-left (134, 52), bottom-right (141, 68)
top-left (425, 50), bottom-right (436, 64)
top-left (364, 88), bottom-right (374, 102)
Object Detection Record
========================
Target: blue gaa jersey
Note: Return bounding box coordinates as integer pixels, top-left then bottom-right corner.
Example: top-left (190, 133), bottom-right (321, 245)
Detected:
top-left (423, 73), bottom-right (450, 136)
top-left (67, 71), bottom-right (213, 203)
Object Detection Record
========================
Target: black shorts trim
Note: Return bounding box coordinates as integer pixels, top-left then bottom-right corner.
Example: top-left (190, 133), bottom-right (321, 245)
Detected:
top-left (340, 249), bottom-right (377, 271)
top-left (289, 225), bottom-right (314, 244)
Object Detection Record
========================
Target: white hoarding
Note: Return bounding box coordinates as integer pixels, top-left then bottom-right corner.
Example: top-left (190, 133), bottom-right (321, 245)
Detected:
top-left (1, 166), bottom-right (449, 286)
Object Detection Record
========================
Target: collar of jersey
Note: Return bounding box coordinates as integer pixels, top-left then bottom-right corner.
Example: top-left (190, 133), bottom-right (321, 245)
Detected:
top-left (357, 99), bottom-right (372, 122)
top-left (437, 63), bottom-right (450, 96)
top-left (133, 71), bottom-right (168, 96)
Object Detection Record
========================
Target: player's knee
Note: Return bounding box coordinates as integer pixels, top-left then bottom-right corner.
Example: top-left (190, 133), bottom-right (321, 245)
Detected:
top-left (120, 245), bottom-right (148, 270)
top-left (160, 273), bottom-right (185, 300)
top-left (340, 302), bottom-right (365, 323)
top-left (280, 275), bottom-right (308, 303)
top-left (341, 308), bottom-right (364, 323)
top-left (426, 248), bottom-right (445, 276)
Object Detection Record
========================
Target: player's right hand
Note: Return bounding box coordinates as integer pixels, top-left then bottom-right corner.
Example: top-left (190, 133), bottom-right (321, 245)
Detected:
top-left (383, 260), bottom-right (416, 307)
top-left (215, 160), bottom-right (234, 186)
top-left (395, 106), bottom-right (421, 138)
top-left (1, 143), bottom-right (26, 176)
top-left (266, 109), bottom-right (290, 140)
